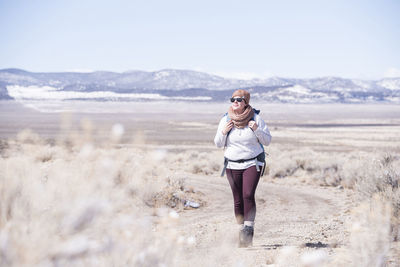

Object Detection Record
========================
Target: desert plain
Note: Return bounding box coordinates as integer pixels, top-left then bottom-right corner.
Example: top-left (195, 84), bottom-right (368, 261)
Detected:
top-left (0, 100), bottom-right (399, 266)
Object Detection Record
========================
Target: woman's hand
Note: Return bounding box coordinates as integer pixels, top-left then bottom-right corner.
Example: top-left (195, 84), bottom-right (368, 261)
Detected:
top-left (248, 121), bottom-right (258, 131)
top-left (222, 120), bottom-right (234, 135)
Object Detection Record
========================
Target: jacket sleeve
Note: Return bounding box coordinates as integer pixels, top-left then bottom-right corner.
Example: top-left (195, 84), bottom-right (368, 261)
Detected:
top-left (253, 114), bottom-right (272, 146)
top-left (214, 116), bottom-right (228, 148)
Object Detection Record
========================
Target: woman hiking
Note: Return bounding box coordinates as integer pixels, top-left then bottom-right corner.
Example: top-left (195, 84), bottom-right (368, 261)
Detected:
top-left (214, 89), bottom-right (272, 247)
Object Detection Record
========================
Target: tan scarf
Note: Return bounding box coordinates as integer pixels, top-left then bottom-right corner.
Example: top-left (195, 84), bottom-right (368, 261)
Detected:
top-left (228, 105), bottom-right (254, 128)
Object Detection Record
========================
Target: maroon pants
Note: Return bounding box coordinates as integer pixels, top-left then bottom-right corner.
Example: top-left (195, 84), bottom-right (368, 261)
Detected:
top-left (226, 165), bottom-right (261, 224)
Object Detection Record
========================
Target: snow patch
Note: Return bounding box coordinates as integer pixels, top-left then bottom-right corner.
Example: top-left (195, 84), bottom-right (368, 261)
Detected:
top-left (154, 71), bottom-right (171, 80)
top-left (281, 85), bottom-right (310, 95)
top-left (378, 79), bottom-right (400, 90)
top-left (7, 85), bottom-right (211, 101)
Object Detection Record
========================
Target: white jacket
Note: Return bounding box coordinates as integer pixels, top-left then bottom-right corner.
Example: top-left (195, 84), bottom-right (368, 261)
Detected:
top-left (214, 113), bottom-right (272, 170)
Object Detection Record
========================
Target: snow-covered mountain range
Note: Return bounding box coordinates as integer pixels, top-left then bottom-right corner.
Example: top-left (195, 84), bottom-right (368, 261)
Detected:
top-left (1, 68), bottom-right (399, 103)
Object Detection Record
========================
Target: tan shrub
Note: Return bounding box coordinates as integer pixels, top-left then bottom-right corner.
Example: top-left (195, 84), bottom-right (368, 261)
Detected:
top-left (0, 131), bottom-right (205, 266)
top-left (331, 196), bottom-right (392, 267)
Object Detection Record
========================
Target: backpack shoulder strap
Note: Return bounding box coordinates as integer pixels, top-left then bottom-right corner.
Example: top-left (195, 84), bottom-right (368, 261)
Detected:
top-left (222, 113), bottom-right (231, 148)
top-left (224, 112), bottom-right (229, 121)
top-left (251, 108), bottom-right (260, 121)
top-left (252, 108), bottom-right (264, 152)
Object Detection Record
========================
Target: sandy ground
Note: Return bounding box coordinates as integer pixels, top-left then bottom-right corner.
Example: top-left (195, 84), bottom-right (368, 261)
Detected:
top-left (172, 173), bottom-right (354, 266)
top-left (1, 100), bottom-right (399, 266)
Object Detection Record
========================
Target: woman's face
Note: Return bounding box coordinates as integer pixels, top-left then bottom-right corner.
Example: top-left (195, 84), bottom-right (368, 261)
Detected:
top-left (231, 96), bottom-right (246, 113)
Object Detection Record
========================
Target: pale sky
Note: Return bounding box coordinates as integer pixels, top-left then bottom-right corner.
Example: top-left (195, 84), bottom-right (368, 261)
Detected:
top-left (0, 0), bottom-right (399, 79)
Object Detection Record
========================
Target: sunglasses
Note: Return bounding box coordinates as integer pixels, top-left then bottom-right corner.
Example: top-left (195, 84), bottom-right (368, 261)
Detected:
top-left (230, 97), bottom-right (246, 103)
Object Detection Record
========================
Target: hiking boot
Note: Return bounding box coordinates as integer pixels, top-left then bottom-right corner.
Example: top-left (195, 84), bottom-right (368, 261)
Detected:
top-left (239, 226), bottom-right (254, 247)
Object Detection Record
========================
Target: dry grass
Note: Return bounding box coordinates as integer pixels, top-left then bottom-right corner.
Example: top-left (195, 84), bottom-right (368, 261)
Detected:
top-left (262, 149), bottom-right (398, 266)
top-left (2, 129), bottom-right (398, 266)
top-left (0, 130), bottom-right (206, 266)
top-left (263, 144), bottom-right (399, 266)
top-left (330, 196), bottom-right (392, 267)
top-left (266, 145), bottom-right (400, 243)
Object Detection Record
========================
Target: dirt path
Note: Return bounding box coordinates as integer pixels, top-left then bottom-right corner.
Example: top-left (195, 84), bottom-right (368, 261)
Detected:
top-left (174, 174), bottom-right (354, 266)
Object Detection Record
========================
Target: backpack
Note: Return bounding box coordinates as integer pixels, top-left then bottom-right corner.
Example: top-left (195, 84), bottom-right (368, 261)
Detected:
top-left (221, 108), bottom-right (266, 177)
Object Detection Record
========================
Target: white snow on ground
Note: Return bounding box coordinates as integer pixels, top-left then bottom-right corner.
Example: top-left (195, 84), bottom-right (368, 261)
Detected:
top-left (7, 85), bottom-right (211, 101)
top-left (281, 85), bottom-right (311, 94)
top-left (154, 71), bottom-right (171, 80)
top-left (384, 96), bottom-right (400, 102)
top-left (352, 80), bottom-right (373, 89)
top-left (253, 85), bottom-right (340, 103)
top-left (378, 79), bottom-right (400, 90)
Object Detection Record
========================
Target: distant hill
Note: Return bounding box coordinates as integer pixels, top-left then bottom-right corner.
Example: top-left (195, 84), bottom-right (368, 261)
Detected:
top-left (1, 68), bottom-right (399, 103)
